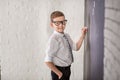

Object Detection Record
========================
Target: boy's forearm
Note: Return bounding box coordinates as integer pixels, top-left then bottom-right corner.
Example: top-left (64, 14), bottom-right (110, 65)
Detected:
top-left (45, 62), bottom-right (62, 76)
top-left (76, 33), bottom-right (85, 51)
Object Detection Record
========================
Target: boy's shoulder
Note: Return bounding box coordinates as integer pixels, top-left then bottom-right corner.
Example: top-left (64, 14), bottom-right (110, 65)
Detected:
top-left (64, 33), bottom-right (69, 36)
top-left (64, 33), bottom-right (71, 38)
top-left (49, 33), bottom-right (60, 42)
top-left (48, 32), bottom-right (71, 42)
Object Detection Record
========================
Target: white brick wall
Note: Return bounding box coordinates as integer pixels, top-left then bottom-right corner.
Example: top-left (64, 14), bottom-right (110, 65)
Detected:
top-left (1, 0), bottom-right (84, 80)
top-left (104, 0), bottom-right (120, 80)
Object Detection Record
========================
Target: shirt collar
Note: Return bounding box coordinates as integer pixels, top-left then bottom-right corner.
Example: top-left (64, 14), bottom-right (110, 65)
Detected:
top-left (54, 31), bottom-right (65, 37)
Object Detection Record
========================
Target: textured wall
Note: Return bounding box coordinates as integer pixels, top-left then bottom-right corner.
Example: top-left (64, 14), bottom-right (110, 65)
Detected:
top-left (1, 0), bottom-right (50, 80)
top-left (1, 0), bottom-right (84, 80)
top-left (104, 0), bottom-right (120, 80)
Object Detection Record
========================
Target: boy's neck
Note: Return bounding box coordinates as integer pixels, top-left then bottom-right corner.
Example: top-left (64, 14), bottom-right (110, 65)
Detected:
top-left (55, 31), bottom-right (64, 34)
top-left (59, 32), bottom-right (64, 34)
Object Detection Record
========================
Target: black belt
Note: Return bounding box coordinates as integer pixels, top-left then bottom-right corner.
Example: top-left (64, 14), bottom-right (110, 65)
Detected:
top-left (55, 65), bottom-right (71, 70)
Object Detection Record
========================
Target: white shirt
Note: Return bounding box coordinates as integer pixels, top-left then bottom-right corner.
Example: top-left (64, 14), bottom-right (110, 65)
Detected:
top-left (44, 31), bottom-right (77, 67)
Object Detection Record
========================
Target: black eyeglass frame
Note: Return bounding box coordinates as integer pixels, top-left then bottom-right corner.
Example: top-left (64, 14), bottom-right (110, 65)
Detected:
top-left (52, 20), bottom-right (67, 26)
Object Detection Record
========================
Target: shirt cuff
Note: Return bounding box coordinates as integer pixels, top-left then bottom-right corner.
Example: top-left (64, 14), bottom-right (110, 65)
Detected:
top-left (44, 55), bottom-right (53, 62)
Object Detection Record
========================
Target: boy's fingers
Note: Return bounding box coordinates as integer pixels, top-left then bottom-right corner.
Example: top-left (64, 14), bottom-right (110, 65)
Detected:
top-left (85, 27), bottom-right (88, 29)
top-left (81, 27), bottom-right (88, 33)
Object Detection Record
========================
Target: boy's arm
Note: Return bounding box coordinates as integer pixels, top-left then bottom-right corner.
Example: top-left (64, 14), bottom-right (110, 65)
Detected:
top-left (76, 27), bottom-right (87, 51)
top-left (45, 62), bottom-right (63, 79)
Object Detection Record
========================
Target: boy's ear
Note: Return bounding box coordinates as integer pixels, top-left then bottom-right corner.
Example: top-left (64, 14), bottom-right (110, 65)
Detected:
top-left (50, 22), bottom-right (53, 27)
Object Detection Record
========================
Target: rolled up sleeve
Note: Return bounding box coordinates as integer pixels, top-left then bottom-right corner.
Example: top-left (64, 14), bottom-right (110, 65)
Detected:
top-left (44, 38), bottom-right (59, 62)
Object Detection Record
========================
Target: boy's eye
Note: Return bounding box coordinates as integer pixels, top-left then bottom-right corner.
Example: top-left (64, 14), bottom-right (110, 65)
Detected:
top-left (54, 22), bottom-right (61, 25)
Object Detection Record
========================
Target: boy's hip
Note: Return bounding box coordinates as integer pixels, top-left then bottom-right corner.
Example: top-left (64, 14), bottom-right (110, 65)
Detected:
top-left (51, 65), bottom-right (71, 80)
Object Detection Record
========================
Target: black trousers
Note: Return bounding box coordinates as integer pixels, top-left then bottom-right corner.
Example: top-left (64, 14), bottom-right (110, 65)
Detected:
top-left (51, 65), bottom-right (71, 80)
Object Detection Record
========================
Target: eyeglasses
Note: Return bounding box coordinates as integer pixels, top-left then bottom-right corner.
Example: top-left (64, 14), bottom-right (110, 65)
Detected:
top-left (52, 20), bottom-right (67, 26)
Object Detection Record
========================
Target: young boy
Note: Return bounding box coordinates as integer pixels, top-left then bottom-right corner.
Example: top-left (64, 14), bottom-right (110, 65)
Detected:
top-left (44, 11), bottom-right (87, 80)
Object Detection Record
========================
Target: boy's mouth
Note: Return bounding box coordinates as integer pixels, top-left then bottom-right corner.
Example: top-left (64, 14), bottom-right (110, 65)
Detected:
top-left (58, 28), bottom-right (64, 29)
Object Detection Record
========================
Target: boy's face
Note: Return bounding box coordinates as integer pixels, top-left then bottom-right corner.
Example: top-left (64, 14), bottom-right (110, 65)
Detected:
top-left (51, 16), bottom-right (67, 33)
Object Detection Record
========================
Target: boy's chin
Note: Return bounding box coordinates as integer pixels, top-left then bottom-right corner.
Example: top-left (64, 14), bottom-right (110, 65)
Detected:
top-left (58, 30), bottom-right (64, 33)
top-left (56, 29), bottom-right (63, 32)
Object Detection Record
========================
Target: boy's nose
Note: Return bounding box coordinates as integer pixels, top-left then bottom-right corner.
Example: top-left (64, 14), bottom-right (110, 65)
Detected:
top-left (59, 23), bottom-right (63, 27)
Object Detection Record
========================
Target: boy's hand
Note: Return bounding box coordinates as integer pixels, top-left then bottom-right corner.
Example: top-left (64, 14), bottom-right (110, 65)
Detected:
top-left (57, 71), bottom-right (63, 79)
top-left (81, 27), bottom-right (88, 35)
top-left (45, 62), bottom-right (63, 79)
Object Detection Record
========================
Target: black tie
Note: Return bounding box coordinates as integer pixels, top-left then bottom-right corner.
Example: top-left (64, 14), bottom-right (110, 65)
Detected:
top-left (63, 35), bottom-right (74, 62)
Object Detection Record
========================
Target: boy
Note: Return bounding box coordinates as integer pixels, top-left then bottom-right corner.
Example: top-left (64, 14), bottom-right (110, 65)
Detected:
top-left (44, 11), bottom-right (87, 80)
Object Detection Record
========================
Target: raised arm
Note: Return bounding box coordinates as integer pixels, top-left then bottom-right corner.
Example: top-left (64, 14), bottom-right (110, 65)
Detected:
top-left (76, 27), bottom-right (88, 51)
